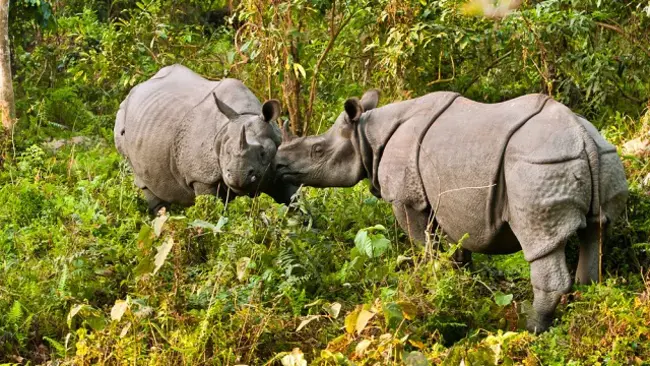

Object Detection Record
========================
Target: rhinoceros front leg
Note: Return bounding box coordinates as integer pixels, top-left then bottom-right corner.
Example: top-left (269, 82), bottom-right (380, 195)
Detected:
top-left (527, 244), bottom-right (572, 333)
top-left (192, 181), bottom-right (218, 197)
top-left (392, 202), bottom-right (472, 267)
top-left (142, 188), bottom-right (170, 215)
top-left (392, 202), bottom-right (430, 244)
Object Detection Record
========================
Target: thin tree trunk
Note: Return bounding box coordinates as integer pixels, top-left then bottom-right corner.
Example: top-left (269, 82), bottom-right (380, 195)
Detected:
top-left (0, 0), bottom-right (15, 134)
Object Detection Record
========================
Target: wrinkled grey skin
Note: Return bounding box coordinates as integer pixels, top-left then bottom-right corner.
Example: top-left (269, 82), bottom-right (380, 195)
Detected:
top-left (114, 64), bottom-right (297, 213)
top-left (276, 90), bottom-right (629, 333)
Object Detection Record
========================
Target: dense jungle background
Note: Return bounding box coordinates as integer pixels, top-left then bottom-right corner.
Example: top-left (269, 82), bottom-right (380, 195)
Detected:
top-left (1, 0), bottom-right (650, 364)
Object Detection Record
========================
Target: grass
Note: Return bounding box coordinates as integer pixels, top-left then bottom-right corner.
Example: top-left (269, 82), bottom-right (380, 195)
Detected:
top-left (0, 109), bottom-right (649, 365)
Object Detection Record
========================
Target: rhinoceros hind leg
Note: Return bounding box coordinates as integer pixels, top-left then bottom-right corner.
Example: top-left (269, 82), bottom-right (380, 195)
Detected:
top-left (527, 244), bottom-right (572, 333)
top-left (143, 188), bottom-right (170, 215)
top-left (576, 220), bottom-right (607, 285)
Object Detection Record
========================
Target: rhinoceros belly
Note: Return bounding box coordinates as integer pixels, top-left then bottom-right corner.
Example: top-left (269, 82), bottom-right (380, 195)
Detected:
top-left (418, 94), bottom-right (552, 253)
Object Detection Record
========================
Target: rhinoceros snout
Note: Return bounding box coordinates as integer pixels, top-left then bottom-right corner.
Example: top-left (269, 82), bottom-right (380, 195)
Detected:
top-left (224, 168), bottom-right (258, 191)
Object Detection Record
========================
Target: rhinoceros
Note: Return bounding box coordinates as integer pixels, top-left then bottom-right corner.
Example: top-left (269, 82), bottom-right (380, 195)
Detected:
top-left (275, 90), bottom-right (629, 333)
top-left (114, 64), bottom-right (297, 213)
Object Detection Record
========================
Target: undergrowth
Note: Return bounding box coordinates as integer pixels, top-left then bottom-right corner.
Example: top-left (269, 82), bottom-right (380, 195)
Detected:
top-left (1, 108), bottom-right (649, 365)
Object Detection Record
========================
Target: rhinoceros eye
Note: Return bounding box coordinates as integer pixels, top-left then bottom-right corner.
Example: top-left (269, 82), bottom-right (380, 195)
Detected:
top-left (311, 144), bottom-right (324, 159)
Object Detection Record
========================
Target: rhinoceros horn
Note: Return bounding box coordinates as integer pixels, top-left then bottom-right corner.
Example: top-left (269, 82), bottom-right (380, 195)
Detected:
top-left (239, 125), bottom-right (248, 150)
top-left (213, 92), bottom-right (239, 120)
top-left (281, 120), bottom-right (295, 143)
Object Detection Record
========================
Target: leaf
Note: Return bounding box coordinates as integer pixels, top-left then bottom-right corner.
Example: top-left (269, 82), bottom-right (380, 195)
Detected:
top-left (344, 308), bottom-right (360, 334)
top-left (120, 322), bottom-right (132, 338)
top-left (67, 304), bottom-right (86, 328)
top-left (43, 336), bottom-right (66, 356)
top-left (190, 217), bottom-right (228, 234)
top-left (355, 339), bottom-right (372, 356)
top-left (152, 212), bottom-right (168, 237)
top-left (355, 309), bottom-right (375, 335)
top-left (384, 302), bottom-right (404, 330)
top-left (404, 351), bottom-right (429, 366)
top-left (134, 257), bottom-right (155, 276)
top-left (111, 300), bottom-right (129, 321)
top-left (398, 301), bottom-right (418, 320)
top-left (236, 257), bottom-right (251, 282)
top-left (495, 292), bottom-right (514, 306)
top-left (281, 348), bottom-right (307, 366)
top-left (153, 237), bottom-right (174, 275)
top-left (324, 302), bottom-right (342, 319)
top-left (293, 63), bottom-right (307, 79)
top-left (296, 315), bottom-right (321, 332)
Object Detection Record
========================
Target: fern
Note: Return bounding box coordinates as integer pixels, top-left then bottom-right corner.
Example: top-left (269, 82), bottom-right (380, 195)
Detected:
top-left (7, 301), bottom-right (23, 326)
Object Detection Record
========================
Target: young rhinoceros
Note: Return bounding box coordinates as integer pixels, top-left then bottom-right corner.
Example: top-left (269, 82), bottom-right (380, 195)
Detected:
top-left (276, 90), bottom-right (629, 333)
top-left (114, 64), bottom-right (297, 213)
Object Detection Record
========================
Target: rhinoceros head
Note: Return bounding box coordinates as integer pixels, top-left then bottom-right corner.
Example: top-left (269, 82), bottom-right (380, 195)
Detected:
top-left (275, 90), bottom-right (379, 187)
top-left (214, 93), bottom-right (282, 195)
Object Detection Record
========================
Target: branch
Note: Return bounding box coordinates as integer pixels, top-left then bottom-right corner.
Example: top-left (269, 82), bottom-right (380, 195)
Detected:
top-left (461, 50), bottom-right (513, 94)
top-left (302, 3), bottom-right (356, 135)
top-left (595, 21), bottom-right (650, 59)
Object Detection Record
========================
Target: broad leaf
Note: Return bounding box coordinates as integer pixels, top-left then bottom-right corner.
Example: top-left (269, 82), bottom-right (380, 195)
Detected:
top-left (153, 237), bottom-right (174, 275)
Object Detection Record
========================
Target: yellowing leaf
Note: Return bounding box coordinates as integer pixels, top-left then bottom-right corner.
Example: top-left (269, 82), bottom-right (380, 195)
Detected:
top-left (153, 237), bottom-right (174, 275)
top-left (398, 301), bottom-right (418, 320)
top-left (293, 63), bottom-right (307, 79)
top-left (344, 308), bottom-right (360, 334)
top-left (111, 300), bottom-right (128, 321)
top-left (355, 309), bottom-right (375, 335)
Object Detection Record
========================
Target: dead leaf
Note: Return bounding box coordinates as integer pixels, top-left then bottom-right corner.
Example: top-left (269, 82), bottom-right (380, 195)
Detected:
top-left (622, 138), bottom-right (650, 157)
top-left (296, 315), bottom-right (321, 332)
top-left (152, 212), bottom-right (168, 238)
top-left (153, 237), bottom-right (174, 275)
top-left (119, 322), bottom-right (131, 338)
top-left (111, 300), bottom-right (128, 321)
top-left (355, 339), bottom-right (372, 357)
top-left (324, 302), bottom-right (342, 319)
top-left (236, 257), bottom-right (250, 282)
top-left (281, 348), bottom-right (307, 366)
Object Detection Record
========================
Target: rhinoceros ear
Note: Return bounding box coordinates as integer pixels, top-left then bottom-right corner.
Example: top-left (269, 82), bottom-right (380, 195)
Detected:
top-left (213, 92), bottom-right (239, 120)
top-left (262, 99), bottom-right (282, 123)
top-left (344, 97), bottom-right (363, 123)
top-left (360, 89), bottom-right (380, 111)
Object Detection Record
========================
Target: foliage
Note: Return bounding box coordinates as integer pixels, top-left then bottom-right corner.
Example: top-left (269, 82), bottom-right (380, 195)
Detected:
top-left (2, 0), bottom-right (650, 364)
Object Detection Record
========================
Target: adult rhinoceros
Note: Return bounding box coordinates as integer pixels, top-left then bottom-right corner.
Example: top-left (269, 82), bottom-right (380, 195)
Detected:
top-left (275, 90), bottom-right (628, 333)
top-left (115, 64), bottom-right (297, 213)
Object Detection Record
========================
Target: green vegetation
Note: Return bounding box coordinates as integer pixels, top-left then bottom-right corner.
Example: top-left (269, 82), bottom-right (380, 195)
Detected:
top-left (2, 0), bottom-right (650, 364)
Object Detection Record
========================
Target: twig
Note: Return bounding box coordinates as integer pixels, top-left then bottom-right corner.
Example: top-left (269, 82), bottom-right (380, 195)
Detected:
top-left (462, 50), bottom-right (513, 93)
top-left (595, 21), bottom-right (650, 59)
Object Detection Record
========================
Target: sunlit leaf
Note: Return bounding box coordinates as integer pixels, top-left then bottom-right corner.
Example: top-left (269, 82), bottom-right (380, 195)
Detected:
top-left (495, 292), bottom-right (514, 306)
top-left (153, 237), bottom-right (174, 275)
top-left (355, 309), bottom-right (375, 335)
top-left (111, 300), bottom-right (129, 321)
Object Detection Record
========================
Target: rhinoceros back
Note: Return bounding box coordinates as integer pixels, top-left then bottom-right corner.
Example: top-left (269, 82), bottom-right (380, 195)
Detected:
top-left (417, 94), bottom-right (551, 253)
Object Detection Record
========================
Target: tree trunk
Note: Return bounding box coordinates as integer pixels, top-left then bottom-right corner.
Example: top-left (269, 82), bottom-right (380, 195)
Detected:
top-left (0, 0), bottom-right (15, 134)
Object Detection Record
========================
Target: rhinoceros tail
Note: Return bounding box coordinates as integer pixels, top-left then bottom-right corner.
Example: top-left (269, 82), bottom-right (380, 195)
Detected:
top-left (574, 115), bottom-right (603, 224)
